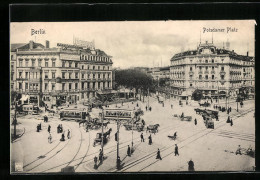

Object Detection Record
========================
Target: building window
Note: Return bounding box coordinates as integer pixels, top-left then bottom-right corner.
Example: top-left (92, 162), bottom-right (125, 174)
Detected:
top-left (98, 74), bottom-right (100, 78)
top-left (205, 75), bottom-right (208, 79)
top-left (69, 83), bottom-right (72, 90)
top-left (19, 83), bottom-right (22, 89)
top-left (212, 59), bottom-right (214, 63)
top-left (190, 67), bottom-right (192, 71)
top-left (62, 72), bottom-right (65, 79)
top-left (98, 66), bottom-right (100, 70)
top-left (52, 72), bottom-right (55, 79)
top-left (52, 84), bottom-right (55, 90)
top-left (221, 66), bottom-right (224, 71)
top-left (212, 75), bottom-right (214, 79)
top-left (45, 61), bottom-right (48, 67)
top-left (69, 62), bottom-right (72, 67)
top-left (82, 65), bottom-right (84, 69)
top-left (62, 61), bottom-right (65, 67)
top-left (45, 72), bottom-right (49, 79)
top-left (81, 82), bottom-right (84, 89)
top-left (25, 60), bottom-right (29, 67)
top-left (38, 60), bottom-right (42, 67)
top-left (98, 82), bottom-right (100, 89)
top-left (108, 73), bottom-right (110, 78)
top-left (19, 60), bottom-right (23, 67)
top-left (82, 73), bottom-right (84, 79)
top-left (75, 62), bottom-right (78, 68)
top-left (69, 73), bottom-right (72, 79)
top-left (11, 73), bottom-right (13, 80)
top-left (62, 83), bottom-right (65, 91)
top-left (45, 83), bottom-right (48, 90)
top-left (32, 60), bottom-right (35, 67)
top-left (190, 84), bottom-right (192, 87)
top-left (93, 66), bottom-right (95, 70)
top-left (205, 60), bottom-right (208, 63)
top-left (75, 73), bottom-right (78, 79)
top-left (221, 75), bottom-right (224, 80)
top-left (25, 72), bottom-right (28, 79)
top-left (52, 61), bottom-right (55, 67)
top-left (75, 83), bottom-right (78, 89)
top-left (87, 65), bottom-right (90, 70)
top-left (87, 82), bottom-right (90, 88)
top-left (19, 72), bottom-right (22, 78)
top-left (103, 66), bottom-right (105, 70)
top-left (88, 74), bottom-right (90, 79)
top-left (93, 74), bottom-right (95, 79)
top-left (108, 66), bottom-right (110, 70)
top-left (25, 83), bottom-right (28, 90)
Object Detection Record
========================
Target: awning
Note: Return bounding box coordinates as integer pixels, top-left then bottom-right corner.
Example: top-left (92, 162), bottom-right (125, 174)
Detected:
top-left (21, 95), bottom-right (29, 101)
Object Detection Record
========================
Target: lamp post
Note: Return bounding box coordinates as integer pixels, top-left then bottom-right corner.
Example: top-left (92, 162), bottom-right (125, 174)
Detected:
top-left (101, 108), bottom-right (104, 156)
top-left (131, 117), bottom-right (134, 153)
top-left (116, 113), bottom-right (120, 169)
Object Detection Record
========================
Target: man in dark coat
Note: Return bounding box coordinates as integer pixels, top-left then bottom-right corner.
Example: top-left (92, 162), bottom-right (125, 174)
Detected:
top-left (140, 133), bottom-right (144, 142)
top-left (148, 134), bottom-right (152, 145)
top-left (156, 148), bottom-right (162, 160)
top-left (94, 156), bottom-right (98, 169)
top-left (127, 145), bottom-right (131, 156)
top-left (48, 125), bottom-right (51, 133)
top-left (188, 159), bottom-right (195, 171)
top-left (230, 119), bottom-right (233, 126)
top-left (37, 124), bottom-right (40, 132)
top-left (145, 106), bottom-right (147, 111)
top-left (194, 118), bottom-right (197, 125)
top-left (39, 123), bottom-right (42, 130)
top-left (226, 116), bottom-right (230, 123)
top-left (174, 144), bottom-right (179, 156)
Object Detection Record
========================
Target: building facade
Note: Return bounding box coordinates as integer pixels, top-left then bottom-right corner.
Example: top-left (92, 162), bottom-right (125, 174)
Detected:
top-left (14, 40), bottom-right (113, 106)
top-left (170, 41), bottom-right (255, 100)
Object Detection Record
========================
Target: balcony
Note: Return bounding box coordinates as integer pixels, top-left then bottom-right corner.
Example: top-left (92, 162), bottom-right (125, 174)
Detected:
top-left (198, 71), bottom-right (203, 74)
top-left (220, 71), bottom-right (226, 75)
top-left (211, 70), bottom-right (215, 74)
top-left (204, 70), bottom-right (209, 74)
top-left (189, 71), bottom-right (194, 76)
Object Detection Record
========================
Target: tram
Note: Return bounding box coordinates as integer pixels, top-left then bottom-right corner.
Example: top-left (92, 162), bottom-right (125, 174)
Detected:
top-left (59, 109), bottom-right (88, 121)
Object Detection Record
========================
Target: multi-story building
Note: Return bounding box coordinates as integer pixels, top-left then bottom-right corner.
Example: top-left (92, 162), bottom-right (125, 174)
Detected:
top-left (170, 41), bottom-right (255, 100)
top-left (14, 40), bottom-right (113, 106)
top-left (147, 66), bottom-right (170, 80)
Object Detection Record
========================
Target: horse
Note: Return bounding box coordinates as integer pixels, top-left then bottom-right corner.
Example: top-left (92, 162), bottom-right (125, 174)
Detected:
top-left (104, 128), bottom-right (112, 138)
top-left (146, 124), bottom-right (160, 134)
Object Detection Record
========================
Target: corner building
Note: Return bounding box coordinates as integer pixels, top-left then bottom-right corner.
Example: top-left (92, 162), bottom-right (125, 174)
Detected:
top-left (170, 41), bottom-right (255, 100)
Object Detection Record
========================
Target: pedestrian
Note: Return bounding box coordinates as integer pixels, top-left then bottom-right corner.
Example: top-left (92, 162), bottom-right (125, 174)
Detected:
top-left (145, 106), bottom-right (147, 111)
top-left (94, 156), bottom-right (98, 169)
top-left (36, 124), bottom-right (40, 132)
top-left (57, 124), bottom-right (60, 133)
top-left (226, 116), bottom-right (230, 123)
top-left (60, 132), bottom-right (65, 141)
top-left (230, 119), bottom-right (233, 126)
top-left (137, 103), bottom-right (139, 107)
top-left (67, 129), bottom-right (70, 139)
top-left (216, 116), bottom-right (219, 121)
top-left (173, 132), bottom-right (177, 140)
top-left (194, 118), bottom-right (197, 125)
top-left (48, 133), bottom-right (52, 143)
top-left (99, 149), bottom-right (103, 163)
top-left (149, 107), bottom-right (152, 111)
top-left (174, 144), bottom-right (179, 156)
top-left (171, 104), bottom-right (173, 109)
top-left (188, 159), bottom-right (195, 171)
top-left (140, 133), bottom-right (145, 142)
top-left (48, 125), bottom-right (51, 133)
top-left (60, 124), bottom-right (63, 133)
top-left (181, 112), bottom-right (184, 118)
top-left (236, 145), bottom-right (242, 155)
top-left (156, 148), bottom-right (162, 160)
top-left (148, 134), bottom-right (152, 145)
top-left (39, 123), bottom-right (42, 130)
top-left (127, 145), bottom-right (131, 156)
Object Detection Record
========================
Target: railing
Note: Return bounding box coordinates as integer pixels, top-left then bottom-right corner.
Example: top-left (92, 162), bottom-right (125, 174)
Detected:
top-left (204, 70), bottom-right (209, 74)
top-left (220, 71), bottom-right (226, 75)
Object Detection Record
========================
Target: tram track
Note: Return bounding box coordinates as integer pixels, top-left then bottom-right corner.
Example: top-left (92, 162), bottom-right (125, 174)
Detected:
top-left (116, 106), bottom-right (254, 172)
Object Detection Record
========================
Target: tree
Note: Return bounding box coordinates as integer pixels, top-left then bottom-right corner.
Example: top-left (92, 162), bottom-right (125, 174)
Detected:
top-left (192, 89), bottom-right (203, 101)
top-left (115, 69), bottom-right (154, 97)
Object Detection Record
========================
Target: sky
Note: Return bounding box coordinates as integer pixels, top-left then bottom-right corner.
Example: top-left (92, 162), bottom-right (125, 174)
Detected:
top-left (10, 20), bottom-right (255, 68)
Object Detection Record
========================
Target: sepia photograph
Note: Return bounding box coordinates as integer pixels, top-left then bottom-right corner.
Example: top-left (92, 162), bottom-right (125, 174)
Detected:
top-left (10, 20), bottom-right (255, 173)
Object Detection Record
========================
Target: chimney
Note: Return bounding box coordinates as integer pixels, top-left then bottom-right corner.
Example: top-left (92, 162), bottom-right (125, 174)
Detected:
top-left (29, 40), bottom-right (33, 49)
top-left (247, 51), bottom-right (249, 56)
top-left (46, 40), bottom-right (50, 48)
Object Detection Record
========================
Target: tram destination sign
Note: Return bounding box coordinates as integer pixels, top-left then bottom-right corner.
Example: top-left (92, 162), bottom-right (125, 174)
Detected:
top-left (104, 109), bottom-right (134, 120)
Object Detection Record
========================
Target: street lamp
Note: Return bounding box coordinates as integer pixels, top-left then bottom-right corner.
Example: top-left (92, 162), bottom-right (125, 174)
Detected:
top-left (101, 108), bottom-right (104, 157)
top-left (116, 113), bottom-right (120, 169)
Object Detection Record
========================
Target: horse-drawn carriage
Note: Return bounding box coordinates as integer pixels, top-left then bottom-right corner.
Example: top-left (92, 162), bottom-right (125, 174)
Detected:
top-left (93, 128), bottom-right (112, 147)
top-left (203, 115), bottom-right (214, 129)
top-left (146, 124), bottom-right (160, 134)
top-left (174, 114), bottom-right (192, 121)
